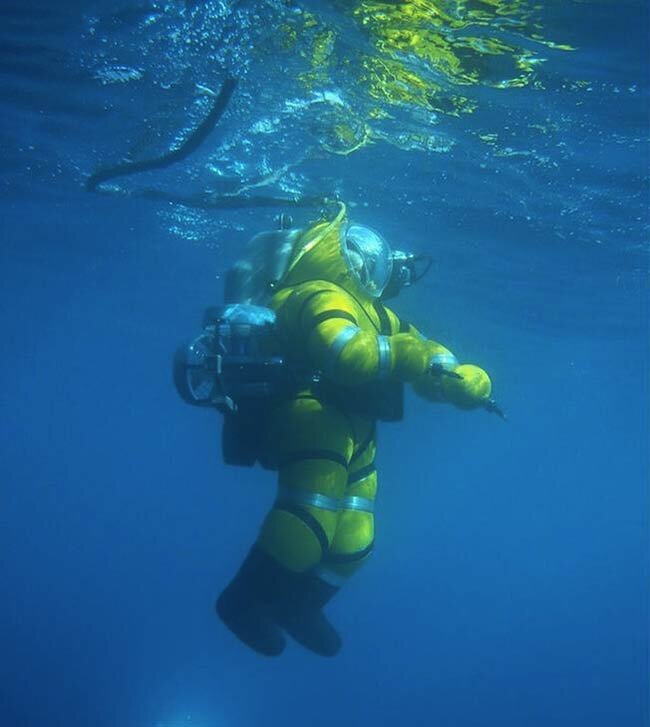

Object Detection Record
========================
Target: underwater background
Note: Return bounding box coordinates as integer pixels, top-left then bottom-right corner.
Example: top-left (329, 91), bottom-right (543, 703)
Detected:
top-left (1, 1), bottom-right (648, 726)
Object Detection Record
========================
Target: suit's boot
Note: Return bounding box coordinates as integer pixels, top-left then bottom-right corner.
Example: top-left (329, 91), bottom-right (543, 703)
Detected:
top-left (215, 546), bottom-right (287, 657)
top-left (270, 571), bottom-right (342, 658)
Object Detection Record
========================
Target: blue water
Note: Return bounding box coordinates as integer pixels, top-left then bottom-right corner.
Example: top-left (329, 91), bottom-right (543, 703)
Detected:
top-left (1, 2), bottom-right (648, 726)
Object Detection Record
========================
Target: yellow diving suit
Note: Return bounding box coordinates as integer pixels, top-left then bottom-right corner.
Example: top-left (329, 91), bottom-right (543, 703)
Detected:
top-left (216, 203), bottom-right (495, 658)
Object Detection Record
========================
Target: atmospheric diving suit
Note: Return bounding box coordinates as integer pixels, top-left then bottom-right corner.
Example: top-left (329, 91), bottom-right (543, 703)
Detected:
top-left (210, 203), bottom-right (502, 657)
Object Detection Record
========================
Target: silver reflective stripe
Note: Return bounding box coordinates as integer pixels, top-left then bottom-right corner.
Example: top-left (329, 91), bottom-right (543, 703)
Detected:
top-left (279, 486), bottom-right (340, 512)
top-left (325, 324), bottom-right (361, 373)
top-left (429, 352), bottom-right (459, 370)
top-left (377, 335), bottom-right (391, 379)
top-left (340, 495), bottom-right (375, 513)
top-left (314, 566), bottom-right (348, 588)
top-left (278, 487), bottom-right (375, 514)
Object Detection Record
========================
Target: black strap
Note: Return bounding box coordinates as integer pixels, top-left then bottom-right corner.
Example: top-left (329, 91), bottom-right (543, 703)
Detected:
top-left (399, 318), bottom-right (411, 333)
top-left (287, 280), bottom-right (382, 334)
top-left (278, 448), bottom-right (348, 470)
top-left (347, 463), bottom-right (376, 485)
top-left (326, 541), bottom-right (374, 564)
top-left (350, 424), bottom-right (376, 463)
top-left (309, 309), bottom-right (357, 330)
top-left (275, 503), bottom-right (330, 556)
top-left (373, 300), bottom-right (392, 336)
top-left (297, 289), bottom-right (332, 331)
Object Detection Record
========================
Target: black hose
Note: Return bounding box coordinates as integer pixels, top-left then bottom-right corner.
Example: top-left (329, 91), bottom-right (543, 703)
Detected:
top-left (136, 189), bottom-right (327, 210)
top-left (85, 76), bottom-right (238, 192)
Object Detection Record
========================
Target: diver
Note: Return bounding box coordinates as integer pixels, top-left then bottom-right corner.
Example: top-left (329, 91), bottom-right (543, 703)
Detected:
top-left (174, 202), bottom-right (504, 658)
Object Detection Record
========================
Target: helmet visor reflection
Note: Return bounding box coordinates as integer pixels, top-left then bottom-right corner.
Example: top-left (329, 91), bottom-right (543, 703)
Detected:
top-left (342, 224), bottom-right (393, 298)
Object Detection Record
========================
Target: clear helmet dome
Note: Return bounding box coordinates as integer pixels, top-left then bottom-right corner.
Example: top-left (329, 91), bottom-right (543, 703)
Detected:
top-left (342, 223), bottom-right (393, 298)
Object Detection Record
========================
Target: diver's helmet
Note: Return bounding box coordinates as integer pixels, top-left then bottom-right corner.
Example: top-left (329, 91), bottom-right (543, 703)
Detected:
top-left (342, 222), bottom-right (432, 300)
top-left (342, 223), bottom-right (394, 298)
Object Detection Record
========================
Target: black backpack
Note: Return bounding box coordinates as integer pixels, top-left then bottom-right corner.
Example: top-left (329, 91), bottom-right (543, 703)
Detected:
top-left (173, 303), bottom-right (311, 468)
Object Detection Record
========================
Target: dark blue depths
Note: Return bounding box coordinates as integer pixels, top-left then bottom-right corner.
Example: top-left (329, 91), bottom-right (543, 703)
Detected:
top-left (0, 3), bottom-right (648, 727)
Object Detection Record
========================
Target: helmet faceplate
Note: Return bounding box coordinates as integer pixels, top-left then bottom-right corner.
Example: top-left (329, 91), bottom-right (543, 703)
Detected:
top-left (342, 223), bottom-right (393, 298)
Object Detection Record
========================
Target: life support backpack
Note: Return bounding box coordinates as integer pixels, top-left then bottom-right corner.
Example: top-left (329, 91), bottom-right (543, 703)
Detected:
top-left (173, 302), bottom-right (315, 468)
top-left (174, 304), bottom-right (284, 410)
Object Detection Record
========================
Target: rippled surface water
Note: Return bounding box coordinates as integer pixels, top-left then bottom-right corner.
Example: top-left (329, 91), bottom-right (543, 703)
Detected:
top-left (2, 1), bottom-right (648, 326)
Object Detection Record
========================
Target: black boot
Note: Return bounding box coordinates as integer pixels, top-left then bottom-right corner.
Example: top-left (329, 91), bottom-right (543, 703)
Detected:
top-left (270, 572), bottom-right (342, 658)
top-left (215, 546), bottom-right (287, 657)
top-left (216, 546), bottom-right (342, 658)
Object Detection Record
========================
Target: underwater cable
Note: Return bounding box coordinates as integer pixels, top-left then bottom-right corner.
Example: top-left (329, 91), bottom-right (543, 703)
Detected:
top-left (137, 189), bottom-right (328, 210)
top-left (85, 76), bottom-right (327, 211)
top-left (85, 76), bottom-right (238, 192)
